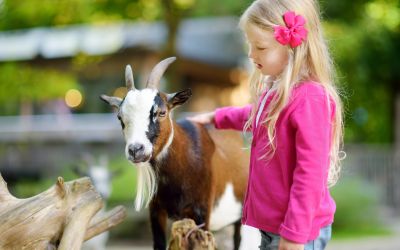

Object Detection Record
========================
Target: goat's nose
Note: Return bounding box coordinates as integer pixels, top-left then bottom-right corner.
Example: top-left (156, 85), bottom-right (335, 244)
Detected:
top-left (128, 144), bottom-right (144, 158)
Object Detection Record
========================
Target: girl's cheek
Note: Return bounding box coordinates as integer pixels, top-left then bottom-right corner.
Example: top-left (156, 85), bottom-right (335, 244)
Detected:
top-left (270, 50), bottom-right (288, 71)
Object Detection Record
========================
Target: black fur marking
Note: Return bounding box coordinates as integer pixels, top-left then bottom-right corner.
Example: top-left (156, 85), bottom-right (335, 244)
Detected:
top-left (117, 97), bottom-right (126, 129)
top-left (156, 178), bottom-right (207, 223)
top-left (177, 119), bottom-right (201, 162)
top-left (117, 115), bottom-right (125, 129)
top-left (146, 94), bottom-right (163, 144)
top-left (119, 96), bottom-right (126, 107)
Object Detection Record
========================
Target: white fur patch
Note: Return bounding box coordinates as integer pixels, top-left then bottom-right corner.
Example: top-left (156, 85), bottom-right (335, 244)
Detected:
top-left (121, 89), bottom-right (158, 159)
top-left (134, 161), bottom-right (157, 211)
top-left (156, 116), bottom-right (174, 161)
top-left (209, 183), bottom-right (242, 231)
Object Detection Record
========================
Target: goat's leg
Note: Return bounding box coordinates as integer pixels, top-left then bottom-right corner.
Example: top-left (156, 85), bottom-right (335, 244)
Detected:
top-left (233, 220), bottom-right (242, 250)
top-left (185, 204), bottom-right (209, 230)
top-left (149, 202), bottom-right (168, 250)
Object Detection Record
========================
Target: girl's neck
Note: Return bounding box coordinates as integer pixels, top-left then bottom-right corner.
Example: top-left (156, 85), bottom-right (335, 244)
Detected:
top-left (264, 75), bottom-right (279, 89)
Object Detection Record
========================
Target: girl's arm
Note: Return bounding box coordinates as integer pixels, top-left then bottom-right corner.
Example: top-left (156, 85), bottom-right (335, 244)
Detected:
top-left (187, 105), bottom-right (252, 131)
top-left (279, 94), bottom-right (334, 244)
top-left (214, 105), bottom-right (252, 131)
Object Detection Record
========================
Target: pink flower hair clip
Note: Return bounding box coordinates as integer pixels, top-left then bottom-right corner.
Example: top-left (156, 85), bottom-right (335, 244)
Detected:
top-left (274, 11), bottom-right (308, 48)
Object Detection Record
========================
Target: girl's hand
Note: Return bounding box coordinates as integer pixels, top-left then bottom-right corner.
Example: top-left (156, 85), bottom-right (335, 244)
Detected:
top-left (187, 111), bottom-right (215, 125)
top-left (279, 237), bottom-right (304, 250)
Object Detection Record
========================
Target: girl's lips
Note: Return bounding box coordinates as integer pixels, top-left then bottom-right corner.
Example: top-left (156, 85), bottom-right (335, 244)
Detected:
top-left (256, 63), bottom-right (262, 69)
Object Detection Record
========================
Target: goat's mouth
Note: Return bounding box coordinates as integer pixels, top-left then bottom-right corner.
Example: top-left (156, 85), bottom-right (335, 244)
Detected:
top-left (128, 154), bottom-right (151, 164)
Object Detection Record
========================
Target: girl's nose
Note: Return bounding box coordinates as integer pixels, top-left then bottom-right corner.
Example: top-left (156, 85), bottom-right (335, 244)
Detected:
top-left (248, 47), bottom-right (256, 60)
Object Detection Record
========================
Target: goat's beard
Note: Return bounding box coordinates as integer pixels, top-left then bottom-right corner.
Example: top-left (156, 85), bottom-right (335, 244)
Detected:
top-left (134, 162), bottom-right (157, 211)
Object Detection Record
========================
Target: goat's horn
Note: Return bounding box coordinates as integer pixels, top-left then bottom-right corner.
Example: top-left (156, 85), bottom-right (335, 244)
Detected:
top-left (146, 57), bottom-right (176, 89)
top-left (125, 65), bottom-right (135, 90)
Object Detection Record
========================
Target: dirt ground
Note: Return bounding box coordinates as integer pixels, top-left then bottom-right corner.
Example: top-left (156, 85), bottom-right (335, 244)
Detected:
top-left (107, 233), bottom-right (400, 250)
top-left (106, 220), bottom-right (400, 250)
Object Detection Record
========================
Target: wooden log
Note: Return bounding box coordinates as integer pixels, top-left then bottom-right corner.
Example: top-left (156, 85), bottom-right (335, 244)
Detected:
top-left (84, 205), bottom-right (127, 241)
top-left (0, 173), bottom-right (127, 250)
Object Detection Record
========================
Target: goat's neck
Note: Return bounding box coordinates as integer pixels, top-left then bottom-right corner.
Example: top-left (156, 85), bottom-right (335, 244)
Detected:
top-left (153, 120), bottom-right (197, 175)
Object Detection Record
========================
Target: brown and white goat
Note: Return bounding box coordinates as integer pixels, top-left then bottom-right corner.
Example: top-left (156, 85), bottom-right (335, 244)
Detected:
top-left (100, 57), bottom-right (249, 250)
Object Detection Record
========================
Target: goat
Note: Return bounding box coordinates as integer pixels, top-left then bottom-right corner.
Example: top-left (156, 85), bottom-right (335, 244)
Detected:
top-left (100, 57), bottom-right (250, 250)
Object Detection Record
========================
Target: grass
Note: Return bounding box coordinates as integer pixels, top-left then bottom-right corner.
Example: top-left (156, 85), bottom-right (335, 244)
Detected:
top-left (330, 177), bottom-right (393, 239)
top-left (332, 227), bottom-right (392, 240)
top-left (108, 156), bottom-right (138, 202)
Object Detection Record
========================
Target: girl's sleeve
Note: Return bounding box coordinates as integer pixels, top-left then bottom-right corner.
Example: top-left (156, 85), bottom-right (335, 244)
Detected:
top-left (279, 94), bottom-right (335, 244)
top-left (214, 104), bottom-right (252, 131)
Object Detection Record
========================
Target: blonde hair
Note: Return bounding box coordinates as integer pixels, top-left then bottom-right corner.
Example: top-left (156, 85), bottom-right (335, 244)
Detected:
top-left (240, 0), bottom-right (344, 187)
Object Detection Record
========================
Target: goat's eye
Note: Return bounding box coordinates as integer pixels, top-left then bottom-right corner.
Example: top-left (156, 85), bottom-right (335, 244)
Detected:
top-left (159, 111), bottom-right (166, 117)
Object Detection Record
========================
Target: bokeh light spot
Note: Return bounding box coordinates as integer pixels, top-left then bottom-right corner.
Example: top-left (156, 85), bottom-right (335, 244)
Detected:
top-left (113, 87), bottom-right (128, 99)
top-left (65, 89), bottom-right (83, 108)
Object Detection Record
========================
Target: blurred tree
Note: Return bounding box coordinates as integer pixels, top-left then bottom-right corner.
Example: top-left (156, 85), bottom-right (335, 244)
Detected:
top-left (0, 64), bottom-right (79, 115)
top-left (0, 0), bottom-right (156, 30)
top-left (322, 0), bottom-right (400, 143)
top-left (0, 0), bottom-right (195, 30)
top-left (190, 0), bottom-right (252, 17)
top-left (322, 0), bottom-right (374, 22)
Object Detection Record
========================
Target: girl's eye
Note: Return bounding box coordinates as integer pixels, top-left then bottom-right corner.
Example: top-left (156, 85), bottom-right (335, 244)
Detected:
top-left (159, 111), bottom-right (166, 117)
top-left (257, 47), bottom-right (266, 50)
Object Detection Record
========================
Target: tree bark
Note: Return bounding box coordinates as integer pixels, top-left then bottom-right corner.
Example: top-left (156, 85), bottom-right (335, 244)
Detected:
top-left (0, 173), bottom-right (126, 250)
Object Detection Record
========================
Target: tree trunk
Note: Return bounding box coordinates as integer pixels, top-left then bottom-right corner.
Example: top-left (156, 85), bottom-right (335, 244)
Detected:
top-left (0, 174), bottom-right (126, 250)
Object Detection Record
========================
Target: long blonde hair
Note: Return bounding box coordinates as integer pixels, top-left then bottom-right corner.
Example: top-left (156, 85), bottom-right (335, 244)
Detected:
top-left (240, 0), bottom-right (344, 187)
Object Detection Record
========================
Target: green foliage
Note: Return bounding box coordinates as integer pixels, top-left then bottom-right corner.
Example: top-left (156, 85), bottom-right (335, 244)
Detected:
top-left (108, 156), bottom-right (137, 202)
top-left (0, 63), bottom-right (80, 115)
top-left (62, 155), bottom-right (137, 202)
top-left (323, 0), bottom-right (399, 142)
top-left (0, 0), bottom-right (192, 31)
top-left (331, 177), bottom-right (390, 237)
top-left (12, 178), bottom-right (56, 198)
top-left (321, 0), bottom-right (374, 22)
top-left (190, 0), bottom-right (253, 17)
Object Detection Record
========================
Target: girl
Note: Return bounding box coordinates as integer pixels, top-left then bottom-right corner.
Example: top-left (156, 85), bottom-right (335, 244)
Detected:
top-left (188, 0), bottom-right (343, 250)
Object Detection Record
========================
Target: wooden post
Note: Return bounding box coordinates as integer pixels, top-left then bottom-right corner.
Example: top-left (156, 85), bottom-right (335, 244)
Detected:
top-left (0, 173), bottom-right (127, 249)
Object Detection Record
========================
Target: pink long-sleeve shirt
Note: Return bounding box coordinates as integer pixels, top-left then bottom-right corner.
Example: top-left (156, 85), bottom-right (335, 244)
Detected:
top-left (214, 81), bottom-right (336, 244)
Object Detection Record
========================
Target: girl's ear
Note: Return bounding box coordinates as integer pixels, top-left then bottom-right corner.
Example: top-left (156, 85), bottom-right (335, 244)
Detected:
top-left (167, 89), bottom-right (192, 109)
top-left (100, 95), bottom-right (123, 108)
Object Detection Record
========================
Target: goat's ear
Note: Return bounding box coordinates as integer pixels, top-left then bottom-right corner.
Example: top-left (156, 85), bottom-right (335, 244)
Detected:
top-left (100, 95), bottom-right (122, 108)
top-left (167, 88), bottom-right (192, 109)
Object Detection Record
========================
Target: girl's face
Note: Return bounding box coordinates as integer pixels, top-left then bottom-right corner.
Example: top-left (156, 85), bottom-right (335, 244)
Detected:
top-left (245, 24), bottom-right (289, 77)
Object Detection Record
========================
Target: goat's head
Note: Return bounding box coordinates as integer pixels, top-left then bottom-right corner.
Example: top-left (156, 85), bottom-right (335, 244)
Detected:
top-left (100, 57), bottom-right (192, 165)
